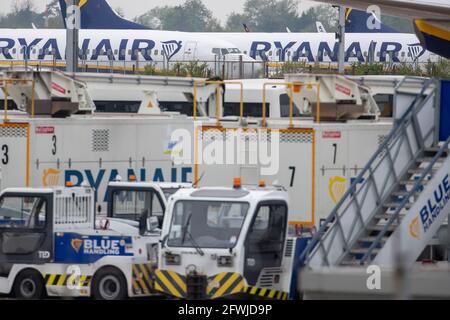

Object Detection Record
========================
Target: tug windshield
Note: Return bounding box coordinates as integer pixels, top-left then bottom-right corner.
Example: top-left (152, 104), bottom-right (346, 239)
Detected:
top-left (167, 200), bottom-right (249, 249)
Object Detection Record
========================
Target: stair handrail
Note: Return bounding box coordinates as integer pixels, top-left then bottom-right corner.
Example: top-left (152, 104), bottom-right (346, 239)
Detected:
top-left (360, 136), bottom-right (450, 264)
top-left (300, 77), bottom-right (437, 267)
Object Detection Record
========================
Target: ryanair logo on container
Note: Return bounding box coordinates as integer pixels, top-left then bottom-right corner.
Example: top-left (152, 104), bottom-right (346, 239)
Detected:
top-left (329, 176), bottom-right (347, 204)
top-left (42, 168), bottom-right (61, 187)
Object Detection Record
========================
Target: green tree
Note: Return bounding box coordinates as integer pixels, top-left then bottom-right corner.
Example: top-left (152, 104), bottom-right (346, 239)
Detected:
top-left (227, 0), bottom-right (300, 32)
top-left (135, 0), bottom-right (223, 32)
top-left (0, 0), bottom-right (63, 29)
top-left (296, 5), bottom-right (338, 32)
top-left (0, 0), bottom-right (43, 28)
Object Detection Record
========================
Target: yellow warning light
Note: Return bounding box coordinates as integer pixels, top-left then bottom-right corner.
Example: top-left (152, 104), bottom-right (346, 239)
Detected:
top-left (233, 177), bottom-right (241, 189)
top-left (129, 175), bottom-right (137, 182)
top-left (66, 181), bottom-right (74, 187)
top-left (258, 180), bottom-right (266, 187)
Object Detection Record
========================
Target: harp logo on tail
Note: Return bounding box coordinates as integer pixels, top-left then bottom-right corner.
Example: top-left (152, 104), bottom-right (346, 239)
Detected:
top-left (407, 43), bottom-right (426, 62)
top-left (162, 40), bottom-right (183, 61)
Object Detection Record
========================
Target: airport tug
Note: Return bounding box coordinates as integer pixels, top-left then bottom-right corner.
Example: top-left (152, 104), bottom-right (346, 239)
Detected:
top-left (0, 183), bottom-right (163, 300)
top-left (156, 178), bottom-right (297, 300)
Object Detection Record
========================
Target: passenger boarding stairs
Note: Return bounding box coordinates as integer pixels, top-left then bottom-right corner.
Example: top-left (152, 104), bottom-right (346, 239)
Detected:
top-left (302, 78), bottom-right (450, 268)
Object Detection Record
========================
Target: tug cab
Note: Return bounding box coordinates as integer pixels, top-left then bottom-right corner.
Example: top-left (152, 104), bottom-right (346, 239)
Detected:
top-left (105, 180), bottom-right (192, 232)
top-left (0, 185), bottom-right (156, 300)
top-left (155, 179), bottom-right (296, 299)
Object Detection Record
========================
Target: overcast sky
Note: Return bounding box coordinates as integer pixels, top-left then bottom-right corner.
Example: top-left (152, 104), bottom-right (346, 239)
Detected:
top-left (0, 0), bottom-right (319, 23)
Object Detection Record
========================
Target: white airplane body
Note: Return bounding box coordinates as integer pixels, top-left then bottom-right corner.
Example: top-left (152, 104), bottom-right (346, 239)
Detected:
top-left (0, 29), bottom-right (254, 68)
top-left (202, 32), bottom-right (437, 64)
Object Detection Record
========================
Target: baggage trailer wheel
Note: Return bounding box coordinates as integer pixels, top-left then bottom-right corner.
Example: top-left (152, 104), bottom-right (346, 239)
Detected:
top-left (92, 267), bottom-right (127, 300)
top-left (13, 269), bottom-right (45, 300)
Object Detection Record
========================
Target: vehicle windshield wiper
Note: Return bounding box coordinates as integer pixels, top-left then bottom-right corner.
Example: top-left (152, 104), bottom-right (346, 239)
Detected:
top-left (181, 213), bottom-right (204, 256)
top-left (181, 213), bottom-right (192, 244)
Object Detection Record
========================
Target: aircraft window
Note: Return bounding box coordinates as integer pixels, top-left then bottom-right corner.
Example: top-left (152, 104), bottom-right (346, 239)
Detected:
top-left (269, 51), bottom-right (273, 56)
top-left (128, 49), bottom-right (132, 55)
top-left (276, 50), bottom-right (281, 56)
top-left (20, 48), bottom-right (24, 54)
top-left (114, 49), bottom-right (118, 55)
top-left (280, 94), bottom-right (301, 117)
top-left (94, 100), bottom-right (141, 113)
top-left (154, 50), bottom-right (158, 55)
top-left (287, 51), bottom-right (291, 56)
top-left (12, 48), bottom-right (16, 54)
top-left (159, 102), bottom-right (195, 116)
top-left (32, 48), bottom-right (36, 54)
top-left (223, 102), bottom-right (270, 117)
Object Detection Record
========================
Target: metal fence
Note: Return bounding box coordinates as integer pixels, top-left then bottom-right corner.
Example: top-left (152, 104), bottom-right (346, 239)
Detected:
top-left (0, 57), bottom-right (444, 79)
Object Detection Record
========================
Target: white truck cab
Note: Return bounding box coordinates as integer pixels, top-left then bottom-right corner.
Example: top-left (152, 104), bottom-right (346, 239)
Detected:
top-left (156, 179), bottom-right (296, 299)
top-left (0, 185), bottom-right (156, 300)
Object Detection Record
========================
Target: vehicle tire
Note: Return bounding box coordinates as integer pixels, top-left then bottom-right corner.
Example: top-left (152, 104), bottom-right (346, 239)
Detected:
top-left (13, 269), bottom-right (45, 300)
top-left (92, 267), bottom-right (127, 300)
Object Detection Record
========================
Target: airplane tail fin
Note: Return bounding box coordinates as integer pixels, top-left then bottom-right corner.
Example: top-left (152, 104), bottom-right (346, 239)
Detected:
top-left (345, 8), bottom-right (398, 33)
top-left (59, 0), bottom-right (149, 29)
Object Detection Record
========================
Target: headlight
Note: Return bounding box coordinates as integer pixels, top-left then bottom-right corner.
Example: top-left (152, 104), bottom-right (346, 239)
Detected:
top-left (217, 256), bottom-right (233, 267)
top-left (165, 252), bottom-right (181, 265)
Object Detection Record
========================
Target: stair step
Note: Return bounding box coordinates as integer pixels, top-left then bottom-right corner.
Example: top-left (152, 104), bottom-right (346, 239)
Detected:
top-left (350, 248), bottom-right (380, 255)
top-left (416, 157), bottom-right (446, 163)
top-left (340, 260), bottom-right (365, 266)
top-left (367, 224), bottom-right (397, 232)
top-left (407, 168), bottom-right (438, 174)
top-left (358, 236), bottom-right (389, 243)
top-left (383, 202), bottom-right (413, 209)
top-left (399, 179), bottom-right (429, 186)
top-left (391, 190), bottom-right (413, 197)
top-left (375, 212), bottom-right (406, 220)
top-left (424, 147), bottom-right (449, 154)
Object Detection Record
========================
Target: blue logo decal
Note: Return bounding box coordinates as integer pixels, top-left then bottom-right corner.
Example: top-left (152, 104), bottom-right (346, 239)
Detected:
top-left (162, 40), bottom-right (182, 60)
top-left (54, 233), bottom-right (133, 264)
top-left (407, 43), bottom-right (426, 62)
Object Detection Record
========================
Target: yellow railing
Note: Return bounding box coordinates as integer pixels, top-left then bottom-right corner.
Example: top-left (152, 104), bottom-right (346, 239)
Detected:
top-left (262, 81), bottom-right (321, 127)
top-left (193, 80), bottom-right (244, 125)
top-left (1, 77), bottom-right (36, 122)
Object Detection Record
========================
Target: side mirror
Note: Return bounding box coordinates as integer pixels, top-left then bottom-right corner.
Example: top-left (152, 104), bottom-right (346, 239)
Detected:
top-left (148, 216), bottom-right (159, 232)
top-left (139, 209), bottom-right (149, 236)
